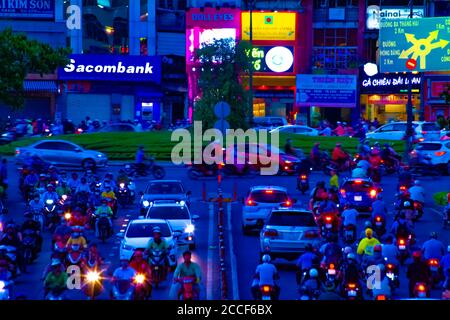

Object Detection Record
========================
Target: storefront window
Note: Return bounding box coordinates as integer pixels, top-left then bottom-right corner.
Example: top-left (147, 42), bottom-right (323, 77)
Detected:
top-left (253, 99), bottom-right (266, 117)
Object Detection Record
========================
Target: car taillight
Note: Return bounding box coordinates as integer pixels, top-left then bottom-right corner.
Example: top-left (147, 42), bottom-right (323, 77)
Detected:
top-left (301, 175), bottom-right (307, 179)
top-left (305, 230), bottom-right (319, 239)
top-left (264, 230), bottom-right (278, 237)
top-left (370, 189), bottom-right (377, 198)
top-left (246, 199), bottom-right (257, 206)
top-left (15, 149), bottom-right (20, 155)
top-left (428, 259), bottom-right (439, 266)
top-left (375, 216), bottom-right (381, 222)
top-left (265, 190), bottom-right (273, 194)
top-left (400, 185), bottom-right (406, 191)
top-left (354, 180), bottom-right (362, 184)
top-left (435, 151), bottom-right (446, 157)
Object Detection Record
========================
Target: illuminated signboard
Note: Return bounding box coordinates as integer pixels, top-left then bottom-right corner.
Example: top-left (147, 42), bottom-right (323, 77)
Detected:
top-left (241, 12), bottom-right (296, 41)
top-left (366, 6), bottom-right (424, 30)
top-left (246, 46), bottom-right (294, 73)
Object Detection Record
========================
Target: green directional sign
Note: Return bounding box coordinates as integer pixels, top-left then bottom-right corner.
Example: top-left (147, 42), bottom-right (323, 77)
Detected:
top-left (379, 17), bottom-right (450, 72)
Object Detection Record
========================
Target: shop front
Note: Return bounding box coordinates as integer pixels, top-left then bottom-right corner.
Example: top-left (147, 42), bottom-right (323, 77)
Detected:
top-left (424, 77), bottom-right (450, 122)
top-left (359, 66), bottom-right (421, 124)
top-left (58, 54), bottom-right (162, 125)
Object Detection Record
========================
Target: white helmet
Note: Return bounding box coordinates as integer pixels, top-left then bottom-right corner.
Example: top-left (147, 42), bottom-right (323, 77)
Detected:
top-left (414, 180), bottom-right (420, 186)
top-left (447, 245), bottom-right (450, 253)
top-left (262, 254), bottom-right (271, 263)
top-left (309, 268), bottom-right (318, 278)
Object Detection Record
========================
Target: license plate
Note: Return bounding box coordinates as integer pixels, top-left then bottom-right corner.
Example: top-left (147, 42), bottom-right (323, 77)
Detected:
top-left (262, 296), bottom-right (271, 300)
top-left (354, 196), bottom-right (362, 201)
top-left (348, 290), bottom-right (357, 297)
top-left (301, 179), bottom-right (307, 183)
top-left (376, 222), bottom-right (382, 226)
top-left (386, 273), bottom-right (394, 280)
top-left (399, 245), bottom-right (406, 250)
top-left (328, 269), bottom-right (336, 275)
top-left (326, 224), bottom-right (332, 229)
top-left (154, 266), bottom-right (159, 270)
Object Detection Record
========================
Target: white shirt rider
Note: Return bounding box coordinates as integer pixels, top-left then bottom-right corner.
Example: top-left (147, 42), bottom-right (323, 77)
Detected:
top-left (408, 185), bottom-right (425, 203)
top-left (255, 262), bottom-right (278, 286)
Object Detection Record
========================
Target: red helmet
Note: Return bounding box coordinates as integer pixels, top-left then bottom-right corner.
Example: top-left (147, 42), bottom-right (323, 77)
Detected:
top-left (374, 244), bottom-right (382, 252)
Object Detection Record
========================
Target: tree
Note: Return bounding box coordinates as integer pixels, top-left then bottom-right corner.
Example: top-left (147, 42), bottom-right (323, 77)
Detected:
top-left (0, 28), bottom-right (71, 109)
top-left (193, 38), bottom-right (252, 130)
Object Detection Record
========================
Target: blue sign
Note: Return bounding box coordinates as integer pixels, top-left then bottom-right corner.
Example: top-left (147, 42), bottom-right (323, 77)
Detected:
top-left (0, 0), bottom-right (54, 20)
top-left (59, 54), bottom-right (162, 83)
top-left (296, 74), bottom-right (357, 108)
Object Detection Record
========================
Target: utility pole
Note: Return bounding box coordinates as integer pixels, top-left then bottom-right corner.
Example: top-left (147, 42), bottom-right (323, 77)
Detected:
top-left (405, 0), bottom-right (415, 157)
top-left (249, 0), bottom-right (254, 117)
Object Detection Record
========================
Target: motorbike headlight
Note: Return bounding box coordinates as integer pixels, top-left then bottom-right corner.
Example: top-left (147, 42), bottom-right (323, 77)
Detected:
top-left (142, 200), bottom-right (150, 207)
top-left (185, 224), bottom-right (195, 233)
top-left (284, 160), bottom-right (292, 164)
top-left (86, 271), bottom-right (100, 282)
top-left (46, 199), bottom-right (54, 205)
top-left (120, 183), bottom-right (125, 188)
top-left (0, 281), bottom-right (5, 290)
top-left (62, 195), bottom-right (68, 201)
top-left (135, 274), bottom-right (146, 284)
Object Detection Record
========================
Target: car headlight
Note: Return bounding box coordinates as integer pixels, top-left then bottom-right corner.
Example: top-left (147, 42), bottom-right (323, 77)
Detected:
top-left (179, 200), bottom-right (186, 206)
top-left (184, 224), bottom-right (195, 233)
top-left (97, 154), bottom-right (103, 158)
top-left (142, 200), bottom-right (150, 207)
top-left (46, 199), bottom-right (54, 205)
top-left (120, 183), bottom-right (125, 188)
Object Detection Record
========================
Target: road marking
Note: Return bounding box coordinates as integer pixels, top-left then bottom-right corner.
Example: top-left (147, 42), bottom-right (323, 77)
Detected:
top-left (227, 202), bottom-right (240, 300)
top-left (207, 202), bottom-right (214, 300)
top-left (430, 207), bottom-right (443, 217)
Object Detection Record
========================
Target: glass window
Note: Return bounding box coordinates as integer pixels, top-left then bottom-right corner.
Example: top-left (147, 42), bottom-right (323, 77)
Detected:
top-left (57, 142), bottom-right (77, 151)
top-left (249, 190), bottom-right (288, 203)
top-left (146, 182), bottom-right (184, 194)
top-left (416, 143), bottom-right (442, 151)
top-left (147, 206), bottom-right (190, 220)
top-left (268, 211), bottom-right (316, 227)
top-left (393, 124), bottom-right (407, 131)
top-left (342, 181), bottom-right (373, 192)
top-left (34, 142), bottom-right (59, 150)
top-left (421, 123), bottom-right (440, 132)
top-left (380, 124), bottom-right (394, 132)
top-left (126, 222), bottom-right (171, 238)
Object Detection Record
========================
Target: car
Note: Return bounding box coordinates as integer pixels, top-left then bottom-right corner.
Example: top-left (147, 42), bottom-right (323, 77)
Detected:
top-left (338, 178), bottom-right (379, 214)
top-left (96, 123), bottom-right (143, 133)
top-left (441, 130), bottom-right (450, 141)
top-left (144, 200), bottom-right (198, 250)
top-left (413, 141), bottom-right (450, 174)
top-left (251, 116), bottom-right (288, 131)
top-left (230, 143), bottom-right (302, 175)
top-left (15, 140), bottom-right (108, 170)
top-left (242, 186), bottom-right (294, 233)
top-left (366, 121), bottom-right (441, 141)
top-left (139, 180), bottom-right (191, 214)
top-left (118, 218), bottom-right (178, 268)
top-left (259, 208), bottom-right (320, 261)
top-left (270, 125), bottom-right (319, 136)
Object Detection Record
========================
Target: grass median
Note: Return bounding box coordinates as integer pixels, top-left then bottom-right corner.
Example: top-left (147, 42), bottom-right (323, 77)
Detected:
top-left (0, 131), bottom-right (406, 161)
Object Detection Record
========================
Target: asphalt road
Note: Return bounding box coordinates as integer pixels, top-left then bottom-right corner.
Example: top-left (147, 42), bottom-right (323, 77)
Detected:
top-left (3, 160), bottom-right (449, 300)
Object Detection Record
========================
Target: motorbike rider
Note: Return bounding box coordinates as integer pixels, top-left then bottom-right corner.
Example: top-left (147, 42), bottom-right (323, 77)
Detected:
top-left (23, 169), bottom-right (39, 197)
top-left (329, 170), bottom-right (339, 189)
top-left (398, 168), bottom-right (414, 191)
top-left (368, 148), bottom-right (382, 183)
top-left (284, 138), bottom-right (303, 158)
top-left (357, 228), bottom-right (381, 264)
top-left (440, 246), bottom-right (450, 289)
top-left (309, 181), bottom-right (327, 210)
top-left (20, 212), bottom-right (42, 252)
top-left (381, 143), bottom-right (400, 169)
top-left (67, 172), bottom-right (80, 191)
top-left (116, 169), bottom-right (130, 186)
top-left (43, 259), bottom-right (68, 298)
top-left (47, 166), bottom-right (60, 182)
top-left (316, 193), bottom-right (340, 234)
top-left (251, 254), bottom-right (280, 300)
top-left (296, 244), bottom-right (320, 284)
top-left (65, 227), bottom-right (87, 250)
top-left (75, 177), bottom-right (91, 194)
top-left (0, 223), bottom-right (24, 273)
top-left (381, 235), bottom-right (400, 264)
top-left (28, 193), bottom-right (44, 212)
top-left (371, 194), bottom-right (388, 224)
top-left (94, 199), bottom-right (113, 237)
top-left (371, 264), bottom-right (392, 299)
top-left (40, 184), bottom-right (59, 204)
top-left (101, 185), bottom-right (116, 201)
top-left (172, 250), bottom-right (202, 300)
top-left (145, 227), bottom-right (169, 276)
top-left (333, 122), bottom-right (346, 136)
top-left (396, 199), bottom-right (416, 224)
top-left (390, 211), bottom-right (414, 241)
top-left (364, 244), bottom-right (385, 268)
top-left (320, 234), bottom-right (342, 267)
top-left (112, 258), bottom-right (137, 299)
top-left (341, 204), bottom-right (358, 237)
top-left (310, 142), bottom-right (322, 169)
top-left (357, 140), bottom-right (371, 157)
top-left (351, 162), bottom-right (368, 178)
top-left (300, 268), bottom-right (322, 299)
top-left (56, 181), bottom-right (71, 198)
top-left (331, 143), bottom-right (349, 171)
top-left (422, 232), bottom-right (446, 261)
top-left (406, 251), bottom-right (432, 297)
top-left (136, 145), bottom-right (147, 176)
top-left (68, 208), bottom-right (89, 229)
top-left (408, 180), bottom-right (425, 210)
top-left (129, 250), bottom-right (152, 298)
top-left (340, 253), bottom-right (363, 294)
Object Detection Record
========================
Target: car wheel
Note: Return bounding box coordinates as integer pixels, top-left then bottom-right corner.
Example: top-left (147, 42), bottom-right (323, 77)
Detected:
top-left (82, 158), bottom-right (96, 170)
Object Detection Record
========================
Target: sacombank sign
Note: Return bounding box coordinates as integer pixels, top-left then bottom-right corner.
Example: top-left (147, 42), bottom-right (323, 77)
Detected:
top-left (58, 54), bottom-right (162, 83)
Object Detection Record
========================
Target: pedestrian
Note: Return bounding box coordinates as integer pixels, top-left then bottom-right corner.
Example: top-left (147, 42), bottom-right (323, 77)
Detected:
top-left (329, 170), bottom-right (339, 189)
top-left (0, 158), bottom-right (8, 195)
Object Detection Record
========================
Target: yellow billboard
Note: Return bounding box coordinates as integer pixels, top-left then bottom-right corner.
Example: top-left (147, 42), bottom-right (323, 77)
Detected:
top-left (241, 12), bottom-right (296, 41)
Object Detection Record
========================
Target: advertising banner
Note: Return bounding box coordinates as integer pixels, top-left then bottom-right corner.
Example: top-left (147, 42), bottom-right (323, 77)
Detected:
top-left (296, 74), bottom-right (357, 108)
top-left (59, 54), bottom-right (162, 83)
top-left (0, 0), bottom-right (54, 20)
top-left (241, 12), bottom-right (296, 41)
top-left (246, 46), bottom-right (294, 73)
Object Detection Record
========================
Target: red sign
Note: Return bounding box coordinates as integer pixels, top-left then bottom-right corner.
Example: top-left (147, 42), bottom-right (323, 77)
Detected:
top-left (406, 59), bottom-right (417, 70)
top-left (431, 81), bottom-right (450, 98)
top-left (186, 8), bottom-right (241, 29)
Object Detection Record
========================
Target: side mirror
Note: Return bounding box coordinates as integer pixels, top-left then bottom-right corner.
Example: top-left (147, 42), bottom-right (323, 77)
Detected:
top-left (192, 215), bottom-right (200, 220)
top-left (186, 191), bottom-right (192, 196)
top-left (116, 232), bottom-right (124, 238)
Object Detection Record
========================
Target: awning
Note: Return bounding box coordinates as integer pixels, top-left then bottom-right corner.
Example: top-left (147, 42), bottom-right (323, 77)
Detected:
top-left (24, 80), bottom-right (58, 93)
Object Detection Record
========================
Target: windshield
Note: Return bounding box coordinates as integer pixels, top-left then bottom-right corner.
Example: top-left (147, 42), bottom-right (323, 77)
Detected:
top-left (146, 182), bottom-right (184, 194)
top-left (342, 181), bottom-right (372, 192)
top-left (250, 190), bottom-right (288, 203)
top-left (126, 222), bottom-right (171, 238)
top-left (268, 211), bottom-right (316, 227)
top-left (416, 143), bottom-right (442, 151)
top-left (147, 206), bottom-right (190, 220)
top-left (421, 123), bottom-right (440, 132)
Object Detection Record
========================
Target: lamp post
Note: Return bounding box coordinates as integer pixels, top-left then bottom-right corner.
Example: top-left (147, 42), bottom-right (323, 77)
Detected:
top-left (405, 0), bottom-right (415, 156)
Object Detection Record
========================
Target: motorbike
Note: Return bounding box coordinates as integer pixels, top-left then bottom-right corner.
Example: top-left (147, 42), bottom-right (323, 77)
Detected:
top-left (124, 158), bottom-right (165, 179)
top-left (45, 288), bottom-right (66, 300)
top-left (22, 229), bottom-right (38, 265)
top-left (385, 261), bottom-right (400, 290)
top-left (343, 282), bottom-right (362, 300)
top-left (427, 258), bottom-right (442, 288)
top-left (52, 239), bottom-right (67, 265)
top-left (343, 224), bottom-right (356, 244)
top-left (299, 285), bottom-right (320, 301)
top-left (66, 244), bottom-right (84, 268)
top-left (325, 263), bottom-right (338, 286)
top-left (319, 214), bottom-right (338, 239)
top-left (372, 215), bottom-right (386, 237)
top-left (30, 208), bottom-right (45, 232)
top-left (0, 246), bottom-right (18, 278)
top-left (0, 279), bottom-right (12, 300)
top-left (149, 249), bottom-right (167, 288)
top-left (413, 282), bottom-right (430, 298)
top-left (187, 164), bottom-right (218, 179)
top-left (111, 279), bottom-right (134, 300)
top-left (296, 173), bottom-right (310, 195)
top-left (134, 273), bottom-right (152, 300)
top-left (396, 237), bottom-right (410, 265)
top-left (117, 183), bottom-right (131, 207)
top-left (178, 276), bottom-right (198, 300)
top-left (82, 269), bottom-right (104, 300)
top-left (96, 216), bottom-right (112, 243)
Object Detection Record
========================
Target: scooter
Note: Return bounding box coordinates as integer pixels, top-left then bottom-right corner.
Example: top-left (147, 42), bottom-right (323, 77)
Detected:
top-left (96, 216), bottom-right (112, 243)
top-left (343, 282), bottom-right (362, 300)
top-left (343, 224), bottom-right (356, 244)
top-left (413, 282), bottom-right (430, 298)
top-left (134, 273), bottom-right (152, 300)
top-left (296, 173), bottom-right (310, 195)
top-left (178, 276), bottom-right (198, 300)
top-left (111, 280), bottom-right (134, 300)
top-left (187, 164), bottom-right (218, 179)
top-left (149, 249), bottom-right (167, 288)
top-left (372, 215), bottom-right (386, 237)
top-left (385, 261), bottom-right (400, 290)
top-left (0, 279), bottom-right (12, 300)
top-left (427, 258), bottom-right (442, 288)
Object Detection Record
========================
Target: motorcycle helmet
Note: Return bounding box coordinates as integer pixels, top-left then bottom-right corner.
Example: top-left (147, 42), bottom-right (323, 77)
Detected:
top-left (412, 250), bottom-right (422, 261)
top-left (414, 180), bottom-right (421, 186)
top-left (133, 250), bottom-right (144, 258)
top-left (262, 254), bottom-right (271, 263)
top-left (364, 221), bottom-right (372, 229)
top-left (365, 228), bottom-right (373, 237)
top-left (309, 268), bottom-right (318, 278)
top-left (430, 232), bottom-right (438, 239)
top-left (343, 246), bottom-right (353, 255)
top-left (152, 226), bottom-right (161, 234)
top-left (374, 244), bottom-right (382, 253)
top-left (347, 253), bottom-right (356, 261)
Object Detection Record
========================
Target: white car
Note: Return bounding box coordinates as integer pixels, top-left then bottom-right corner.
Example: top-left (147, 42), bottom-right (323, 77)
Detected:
top-left (413, 141), bottom-right (450, 174)
top-left (366, 121), bottom-right (441, 141)
top-left (242, 186), bottom-right (293, 234)
top-left (145, 200), bottom-right (198, 250)
top-left (118, 218), bottom-right (177, 268)
top-left (270, 125), bottom-right (319, 136)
